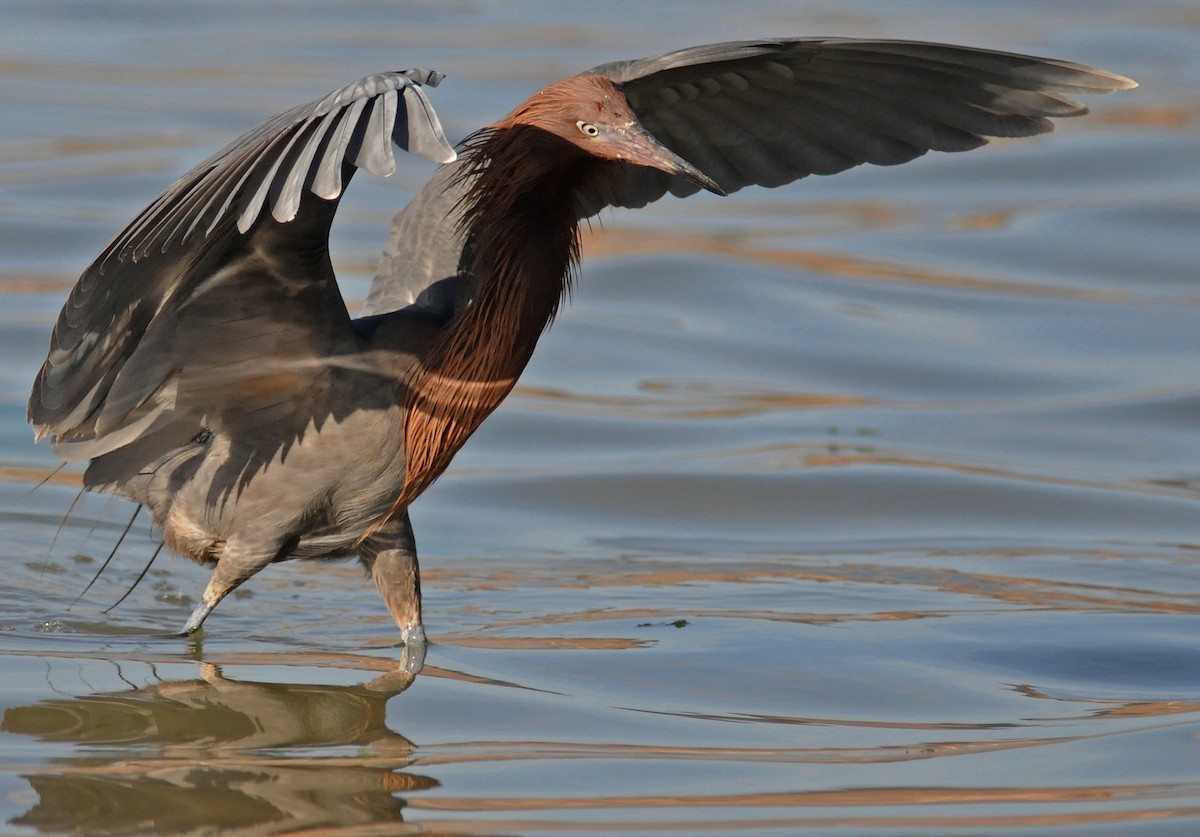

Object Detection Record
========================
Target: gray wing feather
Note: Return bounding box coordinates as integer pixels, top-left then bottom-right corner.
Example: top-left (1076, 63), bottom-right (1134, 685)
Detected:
top-left (100, 70), bottom-right (454, 262)
top-left (31, 69), bottom-right (455, 460)
top-left (361, 163), bottom-right (475, 319)
top-left (581, 38), bottom-right (1136, 211)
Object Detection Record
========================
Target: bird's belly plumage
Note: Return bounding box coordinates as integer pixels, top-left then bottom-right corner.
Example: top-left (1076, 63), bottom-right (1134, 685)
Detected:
top-left (143, 406), bottom-right (409, 566)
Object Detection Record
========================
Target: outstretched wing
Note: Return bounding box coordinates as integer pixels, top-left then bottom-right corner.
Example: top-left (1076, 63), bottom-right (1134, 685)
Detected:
top-left (363, 39), bottom-right (1134, 318)
top-left (580, 38), bottom-right (1137, 211)
top-left (30, 69), bottom-right (456, 463)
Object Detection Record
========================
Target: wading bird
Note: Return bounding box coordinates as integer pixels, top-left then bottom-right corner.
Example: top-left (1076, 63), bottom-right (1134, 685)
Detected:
top-left (29, 39), bottom-right (1135, 664)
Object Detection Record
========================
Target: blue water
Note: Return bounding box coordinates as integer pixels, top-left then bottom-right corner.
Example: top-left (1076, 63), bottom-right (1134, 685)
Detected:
top-left (1, 2), bottom-right (1198, 834)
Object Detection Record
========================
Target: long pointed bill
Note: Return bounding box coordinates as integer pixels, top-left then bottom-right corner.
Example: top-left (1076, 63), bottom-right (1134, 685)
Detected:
top-left (620, 124), bottom-right (726, 196)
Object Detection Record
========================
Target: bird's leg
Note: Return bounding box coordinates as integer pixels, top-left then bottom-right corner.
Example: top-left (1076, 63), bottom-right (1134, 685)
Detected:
top-left (181, 539), bottom-right (283, 636)
top-left (359, 510), bottom-right (425, 670)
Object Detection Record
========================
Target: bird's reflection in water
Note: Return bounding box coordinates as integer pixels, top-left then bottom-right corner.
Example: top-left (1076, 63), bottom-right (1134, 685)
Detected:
top-left (2, 662), bottom-right (435, 834)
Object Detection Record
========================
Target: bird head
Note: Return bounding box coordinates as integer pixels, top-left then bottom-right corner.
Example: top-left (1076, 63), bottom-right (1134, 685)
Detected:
top-left (499, 74), bottom-right (725, 195)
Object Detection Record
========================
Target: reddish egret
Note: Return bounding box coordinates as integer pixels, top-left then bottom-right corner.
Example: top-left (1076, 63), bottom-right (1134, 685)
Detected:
top-left (29, 39), bottom-right (1135, 662)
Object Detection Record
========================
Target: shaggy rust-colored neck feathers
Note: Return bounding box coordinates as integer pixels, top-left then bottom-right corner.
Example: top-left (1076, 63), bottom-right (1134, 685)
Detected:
top-left (388, 76), bottom-right (626, 515)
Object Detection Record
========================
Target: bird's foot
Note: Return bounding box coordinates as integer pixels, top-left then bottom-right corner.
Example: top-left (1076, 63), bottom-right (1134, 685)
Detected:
top-left (179, 601), bottom-right (213, 637)
top-left (398, 623), bottom-right (427, 674)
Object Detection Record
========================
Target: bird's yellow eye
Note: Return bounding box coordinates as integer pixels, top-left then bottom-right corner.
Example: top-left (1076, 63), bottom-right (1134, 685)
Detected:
top-left (576, 121), bottom-right (600, 138)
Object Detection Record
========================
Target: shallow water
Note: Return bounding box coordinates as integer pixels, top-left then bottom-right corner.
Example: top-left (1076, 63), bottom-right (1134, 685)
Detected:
top-left (2, 1), bottom-right (1198, 834)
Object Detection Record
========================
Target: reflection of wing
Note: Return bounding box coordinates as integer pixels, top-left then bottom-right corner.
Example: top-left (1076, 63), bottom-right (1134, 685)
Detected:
top-left (579, 38), bottom-right (1137, 212)
top-left (2, 668), bottom-right (425, 834)
top-left (29, 70), bottom-right (455, 464)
